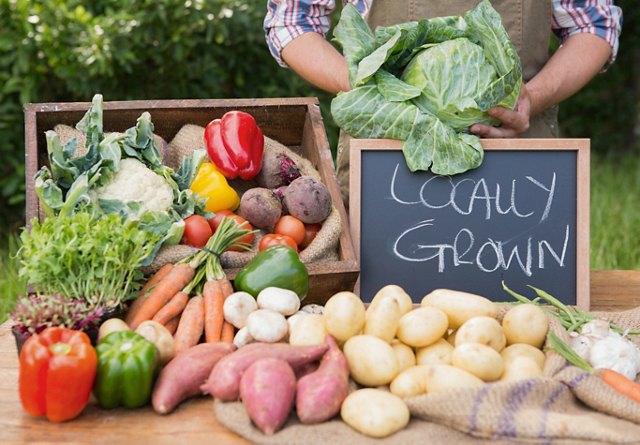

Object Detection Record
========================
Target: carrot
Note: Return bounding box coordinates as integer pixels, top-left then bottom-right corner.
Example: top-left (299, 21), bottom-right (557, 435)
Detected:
top-left (152, 291), bottom-right (189, 325)
top-left (595, 368), bottom-right (640, 403)
top-left (129, 263), bottom-right (196, 329)
top-left (203, 280), bottom-right (225, 343)
top-left (164, 316), bottom-right (180, 336)
top-left (174, 296), bottom-right (205, 354)
top-left (219, 278), bottom-right (236, 344)
top-left (125, 263), bottom-right (174, 326)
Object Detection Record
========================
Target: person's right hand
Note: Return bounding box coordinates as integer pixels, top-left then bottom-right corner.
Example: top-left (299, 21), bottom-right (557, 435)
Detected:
top-left (470, 84), bottom-right (532, 138)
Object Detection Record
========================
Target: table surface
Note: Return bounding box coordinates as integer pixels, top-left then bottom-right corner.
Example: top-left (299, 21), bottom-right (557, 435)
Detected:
top-left (2, 270), bottom-right (639, 444)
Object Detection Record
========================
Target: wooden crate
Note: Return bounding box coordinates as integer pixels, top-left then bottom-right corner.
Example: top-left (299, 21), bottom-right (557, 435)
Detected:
top-left (24, 97), bottom-right (359, 304)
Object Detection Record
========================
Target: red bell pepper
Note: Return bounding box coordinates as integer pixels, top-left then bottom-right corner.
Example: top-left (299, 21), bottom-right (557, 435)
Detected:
top-left (19, 326), bottom-right (97, 422)
top-left (204, 110), bottom-right (264, 180)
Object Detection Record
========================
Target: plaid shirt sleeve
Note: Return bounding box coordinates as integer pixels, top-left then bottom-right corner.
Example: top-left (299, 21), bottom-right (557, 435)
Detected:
top-left (264, 0), bottom-right (371, 67)
top-left (552, 0), bottom-right (623, 65)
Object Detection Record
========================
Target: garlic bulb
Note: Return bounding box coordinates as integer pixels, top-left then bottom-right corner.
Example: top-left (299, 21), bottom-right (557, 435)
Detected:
top-left (580, 319), bottom-right (612, 340)
top-left (588, 332), bottom-right (640, 380)
top-left (570, 335), bottom-right (593, 362)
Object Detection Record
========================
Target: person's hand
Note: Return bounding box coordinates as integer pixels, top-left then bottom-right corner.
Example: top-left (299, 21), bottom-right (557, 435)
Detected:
top-left (470, 84), bottom-right (531, 138)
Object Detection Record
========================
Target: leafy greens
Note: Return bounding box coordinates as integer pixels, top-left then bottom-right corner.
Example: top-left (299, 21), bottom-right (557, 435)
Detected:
top-left (331, 0), bottom-right (522, 175)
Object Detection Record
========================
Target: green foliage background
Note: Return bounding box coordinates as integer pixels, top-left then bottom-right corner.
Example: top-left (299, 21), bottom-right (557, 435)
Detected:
top-left (0, 0), bottom-right (638, 230)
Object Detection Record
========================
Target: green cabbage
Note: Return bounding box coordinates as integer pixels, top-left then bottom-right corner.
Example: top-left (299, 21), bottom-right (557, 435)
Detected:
top-left (331, 0), bottom-right (522, 175)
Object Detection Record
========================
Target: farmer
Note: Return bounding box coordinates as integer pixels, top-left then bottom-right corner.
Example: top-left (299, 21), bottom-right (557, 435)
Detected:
top-left (264, 0), bottom-right (622, 202)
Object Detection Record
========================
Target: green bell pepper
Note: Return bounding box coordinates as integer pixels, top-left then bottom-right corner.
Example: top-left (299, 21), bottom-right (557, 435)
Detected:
top-left (94, 330), bottom-right (158, 409)
top-left (234, 245), bottom-right (309, 299)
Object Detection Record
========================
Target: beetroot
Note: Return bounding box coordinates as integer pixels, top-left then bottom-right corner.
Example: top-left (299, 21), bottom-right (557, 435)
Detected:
top-left (238, 187), bottom-right (282, 230)
top-left (239, 358), bottom-right (296, 435)
top-left (283, 176), bottom-right (332, 224)
top-left (256, 151), bottom-right (301, 189)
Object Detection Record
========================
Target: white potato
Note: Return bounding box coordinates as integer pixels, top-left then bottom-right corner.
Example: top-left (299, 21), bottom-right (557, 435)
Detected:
top-left (256, 287), bottom-right (300, 316)
top-left (500, 356), bottom-right (543, 381)
top-left (233, 326), bottom-right (254, 348)
top-left (288, 313), bottom-right (326, 346)
top-left (421, 289), bottom-right (499, 329)
top-left (389, 365), bottom-right (431, 398)
top-left (300, 304), bottom-right (324, 314)
top-left (135, 320), bottom-right (175, 366)
top-left (341, 389), bottom-right (410, 438)
top-left (502, 304), bottom-right (549, 348)
top-left (446, 329), bottom-right (457, 346)
top-left (98, 318), bottom-right (130, 343)
top-left (369, 284), bottom-right (414, 316)
top-left (390, 339), bottom-right (416, 372)
top-left (365, 296), bottom-right (401, 342)
top-left (501, 343), bottom-right (546, 369)
top-left (323, 291), bottom-right (366, 343)
top-left (396, 306), bottom-right (448, 348)
top-left (451, 343), bottom-right (504, 382)
top-left (246, 309), bottom-right (288, 343)
top-left (455, 316), bottom-right (506, 352)
top-left (416, 338), bottom-right (454, 366)
top-left (223, 291), bottom-right (258, 329)
top-left (286, 310), bottom-right (309, 333)
top-left (343, 335), bottom-right (399, 386)
top-left (424, 364), bottom-right (485, 393)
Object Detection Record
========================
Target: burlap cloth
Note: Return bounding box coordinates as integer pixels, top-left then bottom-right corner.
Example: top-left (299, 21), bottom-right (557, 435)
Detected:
top-left (214, 306), bottom-right (640, 444)
top-left (53, 123), bottom-right (342, 272)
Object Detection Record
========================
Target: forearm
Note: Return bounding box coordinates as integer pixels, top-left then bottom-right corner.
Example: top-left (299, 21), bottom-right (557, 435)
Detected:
top-left (527, 33), bottom-right (612, 117)
top-left (281, 32), bottom-right (350, 94)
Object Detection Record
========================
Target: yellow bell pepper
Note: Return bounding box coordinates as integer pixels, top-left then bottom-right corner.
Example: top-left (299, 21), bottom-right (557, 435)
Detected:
top-left (189, 162), bottom-right (240, 212)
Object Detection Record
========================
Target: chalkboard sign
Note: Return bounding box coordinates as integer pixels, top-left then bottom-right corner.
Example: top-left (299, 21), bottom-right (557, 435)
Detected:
top-left (349, 139), bottom-right (590, 307)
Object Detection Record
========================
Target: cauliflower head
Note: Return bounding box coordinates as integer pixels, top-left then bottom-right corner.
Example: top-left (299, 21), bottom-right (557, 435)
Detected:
top-left (94, 158), bottom-right (174, 213)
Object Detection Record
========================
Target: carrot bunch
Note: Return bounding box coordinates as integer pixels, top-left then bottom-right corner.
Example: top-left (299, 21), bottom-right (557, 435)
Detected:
top-left (125, 217), bottom-right (255, 352)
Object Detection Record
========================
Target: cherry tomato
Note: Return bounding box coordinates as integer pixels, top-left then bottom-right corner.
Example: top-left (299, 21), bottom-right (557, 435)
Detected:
top-left (259, 233), bottom-right (298, 252)
top-left (182, 215), bottom-right (213, 248)
top-left (274, 215), bottom-right (305, 246)
top-left (300, 223), bottom-right (322, 249)
top-left (208, 210), bottom-right (255, 251)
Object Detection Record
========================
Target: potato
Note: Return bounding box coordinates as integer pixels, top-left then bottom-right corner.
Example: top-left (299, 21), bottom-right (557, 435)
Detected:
top-left (136, 320), bottom-right (176, 365)
top-left (500, 356), bottom-right (543, 381)
top-left (501, 343), bottom-right (546, 369)
top-left (323, 291), bottom-right (366, 343)
top-left (240, 358), bottom-right (296, 435)
top-left (421, 289), bottom-right (499, 329)
top-left (247, 309), bottom-right (288, 343)
top-left (389, 365), bottom-right (431, 398)
top-left (455, 316), bottom-right (506, 352)
top-left (223, 291), bottom-right (258, 329)
top-left (501, 304), bottom-right (549, 348)
top-left (451, 343), bottom-right (504, 382)
top-left (365, 295), bottom-right (401, 342)
top-left (341, 389), bottom-right (410, 438)
top-left (343, 335), bottom-right (399, 386)
top-left (390, 339), bottom-right (416, 372)
top-left (98, 318), bottom-right (130, 342)
top-left (424, 364), bottom-right (485, 393)
top-left (396, 307), bottom-right (448, 348)
top-left (288, 313), bottom-right (327, 346)
top-left (416, 338), bottom-right (454, 366)
top-left (369, 284), bottom-right (414, 316)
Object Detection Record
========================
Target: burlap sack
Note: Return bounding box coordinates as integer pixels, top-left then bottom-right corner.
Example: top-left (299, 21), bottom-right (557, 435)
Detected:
top-left (214, 307), bottom-right (640, 444)
top-left (146, 124), bottom-right (342, 273)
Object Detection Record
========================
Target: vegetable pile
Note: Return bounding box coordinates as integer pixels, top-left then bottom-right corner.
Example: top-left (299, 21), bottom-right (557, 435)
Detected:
top-left (331, 0), bottom-right (522, 175)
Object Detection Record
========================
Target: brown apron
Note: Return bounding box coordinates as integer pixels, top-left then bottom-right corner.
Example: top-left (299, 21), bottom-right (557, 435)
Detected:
top-left (336, 0), bottom-right (559, 206)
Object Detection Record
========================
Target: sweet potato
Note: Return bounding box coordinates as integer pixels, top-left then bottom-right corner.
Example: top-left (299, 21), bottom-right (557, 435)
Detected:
top-left (201, 342), bottom-right (328, 401)
top-left (296, 335), bottom-right (350, 424)
top-left (239, 358), bottom-right (297, 435)
top-left (152, 342), bottom-right (235, 414)
top-left (238, 187), bottom-right (282, 230)
top-left (283, 176), bottom-right (332, 224)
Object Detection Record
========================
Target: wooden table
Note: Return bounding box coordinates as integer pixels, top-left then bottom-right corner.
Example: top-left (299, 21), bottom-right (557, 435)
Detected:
top-left (1, 270), bottom-right (639, 444)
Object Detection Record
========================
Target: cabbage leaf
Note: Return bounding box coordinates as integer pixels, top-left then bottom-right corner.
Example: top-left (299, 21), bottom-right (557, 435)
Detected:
top-left (331, 0), bottom-right (521, 174)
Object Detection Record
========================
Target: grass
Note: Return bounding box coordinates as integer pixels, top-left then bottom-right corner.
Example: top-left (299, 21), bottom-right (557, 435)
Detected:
top-left (590, 151), bottom-right (640, 269)
top-left (0, 152), bottom-right (638, 322)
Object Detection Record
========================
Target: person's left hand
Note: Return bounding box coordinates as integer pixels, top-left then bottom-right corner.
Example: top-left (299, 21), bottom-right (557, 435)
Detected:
top-left (470, 84), bottom-right (531, 138)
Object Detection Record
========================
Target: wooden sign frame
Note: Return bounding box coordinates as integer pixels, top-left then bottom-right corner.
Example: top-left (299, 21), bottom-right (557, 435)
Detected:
top-left (349, 138), bottom-right (590, 308)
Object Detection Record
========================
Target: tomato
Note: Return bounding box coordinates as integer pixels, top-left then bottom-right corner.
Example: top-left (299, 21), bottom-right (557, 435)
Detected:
top-left (274, 215), bottom-right (305, 246)
top-left (208, 210), bottom-right (255, 251)
top-left (300, 223), bottom-right (322, 249)
top-left (182, 215), bottom-right (213, 248)
top-left (259, 234), bottom-right (298, 252)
